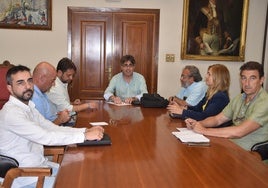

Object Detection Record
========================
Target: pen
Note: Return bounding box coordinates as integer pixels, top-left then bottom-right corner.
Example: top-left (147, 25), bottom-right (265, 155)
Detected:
top-left (187, 142), bottom-right (210, 147)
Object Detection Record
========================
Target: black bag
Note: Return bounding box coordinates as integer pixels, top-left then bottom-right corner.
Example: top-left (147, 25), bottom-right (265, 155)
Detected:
top-left (140, 93), bottom-right (169, 108)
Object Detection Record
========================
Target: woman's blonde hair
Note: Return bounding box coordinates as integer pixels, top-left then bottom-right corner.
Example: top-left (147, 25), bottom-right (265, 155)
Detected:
top-left (206, 64), bottom-right (230, 100)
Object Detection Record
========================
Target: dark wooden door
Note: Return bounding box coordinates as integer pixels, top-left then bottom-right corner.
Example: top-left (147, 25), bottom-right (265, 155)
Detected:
top-left (68, 7), bottom-right (159, 100)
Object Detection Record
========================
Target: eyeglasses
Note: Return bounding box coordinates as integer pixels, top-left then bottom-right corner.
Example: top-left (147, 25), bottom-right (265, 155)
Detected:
top-left (122, 63), bottom-right (134, 67)
top-left (180, 74), bottom-right (191, 79)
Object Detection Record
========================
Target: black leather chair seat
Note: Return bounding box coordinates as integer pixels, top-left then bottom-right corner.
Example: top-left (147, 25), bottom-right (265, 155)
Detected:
top-left (0, 155), bottom-right (19, 178)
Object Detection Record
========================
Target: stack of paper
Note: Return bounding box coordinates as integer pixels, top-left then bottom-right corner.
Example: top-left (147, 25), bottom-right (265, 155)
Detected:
top-left (89, 122), bottom-right (108, 126)
top-left (106, 101), bottom-right (131, 106)
top-left (172, 128), bottom-right (210, 146)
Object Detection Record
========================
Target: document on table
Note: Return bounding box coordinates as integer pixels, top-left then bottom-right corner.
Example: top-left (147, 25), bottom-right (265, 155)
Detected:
top-left (89, 122), bottom-right (109, 126)
top-left (172, 128), bottom-right (210, 146)
top-left (106, 101), bottom-right (131, 106)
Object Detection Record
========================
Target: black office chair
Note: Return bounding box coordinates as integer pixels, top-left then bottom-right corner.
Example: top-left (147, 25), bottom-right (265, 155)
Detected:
top-left (0, 155), bottom-right (19, 178)
top-left (0, 154), bottom-right (51, 188)
top-left (251, 140), bottom-right (268, 160)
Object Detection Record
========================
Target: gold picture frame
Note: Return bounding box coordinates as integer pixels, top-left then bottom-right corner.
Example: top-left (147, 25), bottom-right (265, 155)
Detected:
top-left (0, 0), bottom-right (52, 30)
top-left (181, 0), bottom-right (249, 61)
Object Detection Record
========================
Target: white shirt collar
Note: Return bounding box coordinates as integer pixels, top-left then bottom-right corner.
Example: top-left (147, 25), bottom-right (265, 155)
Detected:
top-left (9, 95), bottom-right (36, 111)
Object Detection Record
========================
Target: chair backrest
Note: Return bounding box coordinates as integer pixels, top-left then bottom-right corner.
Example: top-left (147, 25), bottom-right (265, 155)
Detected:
top-left (0, 155), bottom-right (19, 178)
top-left (0, 61), bottom-right (14, 109)
top-left (0, 154), bottom-right (52, 188)
top-left (251, 140), bottom-right (268, 160)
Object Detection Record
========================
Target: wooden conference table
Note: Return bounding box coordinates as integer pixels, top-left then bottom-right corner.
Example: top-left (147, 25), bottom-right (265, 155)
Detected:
top-left (54, 100), bottom-right (268, 188)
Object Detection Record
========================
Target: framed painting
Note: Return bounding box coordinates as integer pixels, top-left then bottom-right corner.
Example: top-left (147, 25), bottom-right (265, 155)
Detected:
top-left (0, 0), bottom-right (52, 30)
top-left (181, 0), bottom-right (249, 61)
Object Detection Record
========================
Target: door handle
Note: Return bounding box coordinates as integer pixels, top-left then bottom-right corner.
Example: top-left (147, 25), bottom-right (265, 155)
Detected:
top-left (105, 67), bottom-right (112, 80)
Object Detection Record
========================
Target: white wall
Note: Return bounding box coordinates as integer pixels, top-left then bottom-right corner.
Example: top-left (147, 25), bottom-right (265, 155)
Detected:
top-left (0, 0), bottom-right (267, 99)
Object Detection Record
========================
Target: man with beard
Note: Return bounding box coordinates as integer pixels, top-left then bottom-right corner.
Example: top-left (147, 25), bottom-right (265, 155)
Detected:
top-left (169, 65), bottom-right (207, 107)
top-left (47, 57), bottom-right (97, 112)
top-left (0, 65), bottom-right (104, 187)
top-left (103, 55), bottom-right (148, 104)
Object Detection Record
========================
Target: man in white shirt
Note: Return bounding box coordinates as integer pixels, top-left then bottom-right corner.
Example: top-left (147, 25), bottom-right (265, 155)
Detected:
top-left (0, 65), bottom-right (104, 187)
top-left (47, 57), bottom-right (97, 112)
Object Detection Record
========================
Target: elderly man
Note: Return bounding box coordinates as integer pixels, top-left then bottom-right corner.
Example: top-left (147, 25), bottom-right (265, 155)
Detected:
top-left (170, 65), bottom-right (207, 107)
top-left (185, 61), bottom-right (268, 153)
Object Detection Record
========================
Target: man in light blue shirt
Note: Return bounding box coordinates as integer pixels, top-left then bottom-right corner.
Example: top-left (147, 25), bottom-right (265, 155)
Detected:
top-left (103, 55), bottom-right (148, 104)
top-left (31, 62), bottom-right (70, 125)
top-left (170, 65), bottom-right (207, 107)
top-left (32, 85), bottom-right (57, 121)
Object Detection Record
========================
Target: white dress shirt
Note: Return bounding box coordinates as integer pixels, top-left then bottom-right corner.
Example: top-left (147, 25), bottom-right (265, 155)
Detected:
top-left (0, 96), bottom-right (86, 187)
top-left (47, 77), bottom-right (73, 111)
top-left (0, 95), bottom-right (86, 166)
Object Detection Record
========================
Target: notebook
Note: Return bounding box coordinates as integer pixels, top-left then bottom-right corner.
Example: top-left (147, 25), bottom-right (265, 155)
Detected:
top-left (77, 133), bottom-right (112, 146)
top-left (172, 128), bottom-right (210, 146)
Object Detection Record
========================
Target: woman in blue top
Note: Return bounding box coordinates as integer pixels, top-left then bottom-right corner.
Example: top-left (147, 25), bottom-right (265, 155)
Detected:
top-left (167, 64), bottom-right (230, 121)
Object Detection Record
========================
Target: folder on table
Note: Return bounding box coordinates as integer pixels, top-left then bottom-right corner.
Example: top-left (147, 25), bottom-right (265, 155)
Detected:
top-left (172, 128), bottom-right (210, 146)
top-left (77, 133), bottom-right (112, 146)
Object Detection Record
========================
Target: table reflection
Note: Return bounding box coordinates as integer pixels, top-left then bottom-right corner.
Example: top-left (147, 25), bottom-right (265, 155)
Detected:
top-left (103, 102), bottom-right (144, 125)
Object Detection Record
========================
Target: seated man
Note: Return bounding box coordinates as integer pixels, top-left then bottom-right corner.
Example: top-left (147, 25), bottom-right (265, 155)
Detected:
top-left (169, 65), bottom-right (207, 107)
top-left (0, 65), bottom-right (104, 187)
top-left (103, 55), bottom-right (148, 104)
top-left (47, 57), bottom-right (97, 112)
top-left (185, 61), bottom-right (268, 156)
top-left (168, 64), bottom-right (230, 121)
top-left (31, 62), bottom-right (70, 125)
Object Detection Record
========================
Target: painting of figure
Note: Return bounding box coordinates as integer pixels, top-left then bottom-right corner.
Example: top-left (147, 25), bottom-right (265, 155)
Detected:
top-left (181, 0), bottom-right (249, 61)
top-left (0, 0), bottom-right (51, 30)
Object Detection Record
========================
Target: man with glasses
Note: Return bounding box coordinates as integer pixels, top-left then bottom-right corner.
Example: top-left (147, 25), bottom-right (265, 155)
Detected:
top-left (185, 61), bottom-right (268, 152)
top-left (169, 65), bottom-right (207, 107)
top-left (103, 55), bottom-right (148, 104)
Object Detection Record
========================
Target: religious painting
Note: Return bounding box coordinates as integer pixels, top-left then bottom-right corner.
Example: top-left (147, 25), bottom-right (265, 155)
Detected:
top-left (181, 0), bottom-right (249, 61)
top-left (0, 0), bottom-right (52, 30)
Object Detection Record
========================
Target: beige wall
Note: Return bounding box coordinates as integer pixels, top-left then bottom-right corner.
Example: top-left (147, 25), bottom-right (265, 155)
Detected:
top-left (0, 0), bottom-right (267, 99)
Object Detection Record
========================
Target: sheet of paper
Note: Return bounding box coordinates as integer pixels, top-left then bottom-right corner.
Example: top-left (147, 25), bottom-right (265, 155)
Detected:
top-left (89, 122), bottom-right (109, 126)
top-left (172, 128), bottom-right (210, 143)
top-left (106, 101), bottom-right (131, 106)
